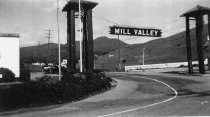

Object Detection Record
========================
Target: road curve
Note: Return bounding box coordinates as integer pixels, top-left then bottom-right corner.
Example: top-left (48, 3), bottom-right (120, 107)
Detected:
top-left (98, 75), bottom-right (178, 117)
top-left (4, 72), bottom-right (210, 117)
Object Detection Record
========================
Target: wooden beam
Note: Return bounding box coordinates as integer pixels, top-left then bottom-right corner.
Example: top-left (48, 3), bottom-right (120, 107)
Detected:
top-left (208, 14), bottom-right (210, 70)
top-left (83, 11), bottom-right (88, 72)
top-left (185, 16), bottom-right (193, 74)
top-left (86, 10), bottom-right (94, 72)
top-left (196, 15), bottom-right (205, 74)
top-left (67, 10), bottom-right (76, 71)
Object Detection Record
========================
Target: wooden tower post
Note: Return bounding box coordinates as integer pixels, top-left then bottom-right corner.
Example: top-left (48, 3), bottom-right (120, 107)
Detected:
top-left (86, 10), bottom-right (94, 72)
top-left (195, 15), bottom-right (205, 74)
top-left (67, 10), bottom-right (76, 71)
top-left (63, 0), bottom-right (98, 72)
top-left (181, 5), bottom-right (210, 74)
top-left (208, 14), bottom-right (210, 70)
top-left (185, 16), bottom-right (193, 74)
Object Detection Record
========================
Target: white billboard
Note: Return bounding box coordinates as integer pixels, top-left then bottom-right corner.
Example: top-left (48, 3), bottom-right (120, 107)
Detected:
top-left (0, 34), bottom-right (20, 77)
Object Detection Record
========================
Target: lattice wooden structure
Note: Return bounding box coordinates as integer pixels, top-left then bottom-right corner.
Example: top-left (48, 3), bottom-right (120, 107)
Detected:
top-left (181, 5), bottom-right (210, 74)
top-left (63, 0), bottom-right (98, 72)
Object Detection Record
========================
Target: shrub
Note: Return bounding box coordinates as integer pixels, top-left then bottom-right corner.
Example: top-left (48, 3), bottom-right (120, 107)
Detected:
top-left (36, 75), bottom-right (52, 82)
top-left (61, 67), bottom-right (67, 75)
top-left (20, 68), bottom-right (30, 82)
top-left (94, 69), bottom-right (104, 74)
top-left (192, 64), bottom-right (199, 67)
top-left (105, 76), bottom-right (113, 82)
top-left (83, 71), bottom-right (95, 81)
top-left (0, 70), bottom-right (114, 112)
top-left (61, 71), bottom-right (85, 85)
top-left (179, 64), bottom-right (185, 68)
top-left (0, 67), bottom-right (15, 82)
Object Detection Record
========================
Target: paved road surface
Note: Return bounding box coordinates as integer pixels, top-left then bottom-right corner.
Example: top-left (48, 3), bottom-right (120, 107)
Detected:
top-left (3, 72), bottom-right (210, 117)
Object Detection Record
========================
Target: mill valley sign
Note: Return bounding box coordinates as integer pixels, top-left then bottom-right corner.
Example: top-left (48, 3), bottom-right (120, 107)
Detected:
top-left (109, 26), bottom-right (162, 37)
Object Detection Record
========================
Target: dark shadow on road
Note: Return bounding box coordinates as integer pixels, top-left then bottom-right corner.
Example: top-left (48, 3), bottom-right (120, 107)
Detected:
top-left (167, 89), bottom-right (210, 97)
top-left (163, 70), bottom-right (210, 76)
top-left (108, 74), bottom-right (210, 98)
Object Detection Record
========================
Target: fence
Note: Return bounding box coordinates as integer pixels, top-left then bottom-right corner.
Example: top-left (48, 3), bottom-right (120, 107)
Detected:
top-left (125, 60), bottom-right (208, 72)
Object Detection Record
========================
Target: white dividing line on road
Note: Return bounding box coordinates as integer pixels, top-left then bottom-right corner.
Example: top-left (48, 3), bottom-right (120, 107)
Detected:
top-left (98, 75), bottom-right (178, 117)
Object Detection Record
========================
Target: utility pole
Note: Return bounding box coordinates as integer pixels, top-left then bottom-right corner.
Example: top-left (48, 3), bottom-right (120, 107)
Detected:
top-left (32, 47), bottom-right (35, 63)
top-left (79, 0), bottom-right (83, 72)
top-left (37, 41), bottom-right (41, 63)
top-left (45, 30), bottom-right (53, 64)
top-left (57, 0), bottom-right (61, 80)
top-left (142, 48), bottom-right (145, 65)
top-left (118, 35), bottom-right (121, 70)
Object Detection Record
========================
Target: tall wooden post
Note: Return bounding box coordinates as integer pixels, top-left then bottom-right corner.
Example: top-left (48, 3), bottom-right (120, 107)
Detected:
top-left (196, 15), bottom-right (205, 74)
top-left (86, 10), bottom-right (94, 72)
top-left (185, 16), bottom-right (193, 74)
top-left (67, 10), bottom-right (76, 71)
top-left (181, 5), bottom-right (210, 74)
top-left (83, 11), bottom-right (88, 71)
top-left (63, 1), bottom-right (98, 73)
top-left (208, 14), bottom-right (210, 70)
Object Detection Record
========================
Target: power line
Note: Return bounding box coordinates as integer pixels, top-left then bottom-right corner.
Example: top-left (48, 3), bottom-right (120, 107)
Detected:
top-left (93, 11), bottom-right (119, 25)
top-left (162, 22), bottom-right (196, 33)
top-left (173, 18), bottom-right (184, 22)
top-left (162, 25), bottom-right (186, 33)
top-left (93, 12), bottom-right (183, 34)
top-left (93, 11), bottom-right (187, 30)
top-left (45, 29), bottom-right (53, 62)
top-left (92, 11), bottom-right (208, 39)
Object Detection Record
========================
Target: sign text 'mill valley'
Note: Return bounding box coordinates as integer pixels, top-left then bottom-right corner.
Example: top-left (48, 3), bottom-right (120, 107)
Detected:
top-left (109, 26), bottom-right (162, 37)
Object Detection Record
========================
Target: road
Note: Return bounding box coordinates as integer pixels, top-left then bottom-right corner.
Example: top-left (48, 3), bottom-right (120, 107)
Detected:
top-left (3, 72), bottom-right (210, 117)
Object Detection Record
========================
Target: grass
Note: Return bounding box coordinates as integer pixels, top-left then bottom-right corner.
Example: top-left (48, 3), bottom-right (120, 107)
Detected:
top-left (95, 24), bottom-right (209, 71)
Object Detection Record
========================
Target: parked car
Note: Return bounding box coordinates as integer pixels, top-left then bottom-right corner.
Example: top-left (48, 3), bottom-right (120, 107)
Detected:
top-left (43, 65), bottom-right (67, 74)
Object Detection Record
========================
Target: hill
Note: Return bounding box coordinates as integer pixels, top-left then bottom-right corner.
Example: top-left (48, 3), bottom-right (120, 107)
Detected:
top-left (95, 24), bottom-right (209, 71)
top-left (20, 43), bottom-right (58, 63)
top-left (94, 36), bottom-right (128, 55)
top-left (20, 36), bottom-right (129, 63)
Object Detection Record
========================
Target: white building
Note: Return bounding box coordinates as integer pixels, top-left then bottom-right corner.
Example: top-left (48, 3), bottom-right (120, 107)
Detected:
top-left (0, 33), bottom-right (20, 77)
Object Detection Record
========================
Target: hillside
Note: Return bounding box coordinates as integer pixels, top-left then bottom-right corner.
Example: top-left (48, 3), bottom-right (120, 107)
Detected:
top-left (20, 36), bottom-right (129, 63)
top-left (95, 24), bottom-right (209, 71)
top-left (20, 43), bottom-right (59, 63)
top-left (94, 36), bottom-right (128, 55)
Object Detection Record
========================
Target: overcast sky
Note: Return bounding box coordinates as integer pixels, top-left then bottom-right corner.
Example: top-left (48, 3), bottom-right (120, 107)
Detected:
top-left (0, 0), bottom-right (210, 47)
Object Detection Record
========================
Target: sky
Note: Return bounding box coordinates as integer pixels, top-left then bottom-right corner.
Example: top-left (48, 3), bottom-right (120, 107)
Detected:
top-left (0, 0), bottom-right (210, 47)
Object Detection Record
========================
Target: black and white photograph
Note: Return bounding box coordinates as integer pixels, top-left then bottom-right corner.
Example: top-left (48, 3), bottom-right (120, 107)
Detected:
top-left (0, 0), bottom-right (210, 116)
